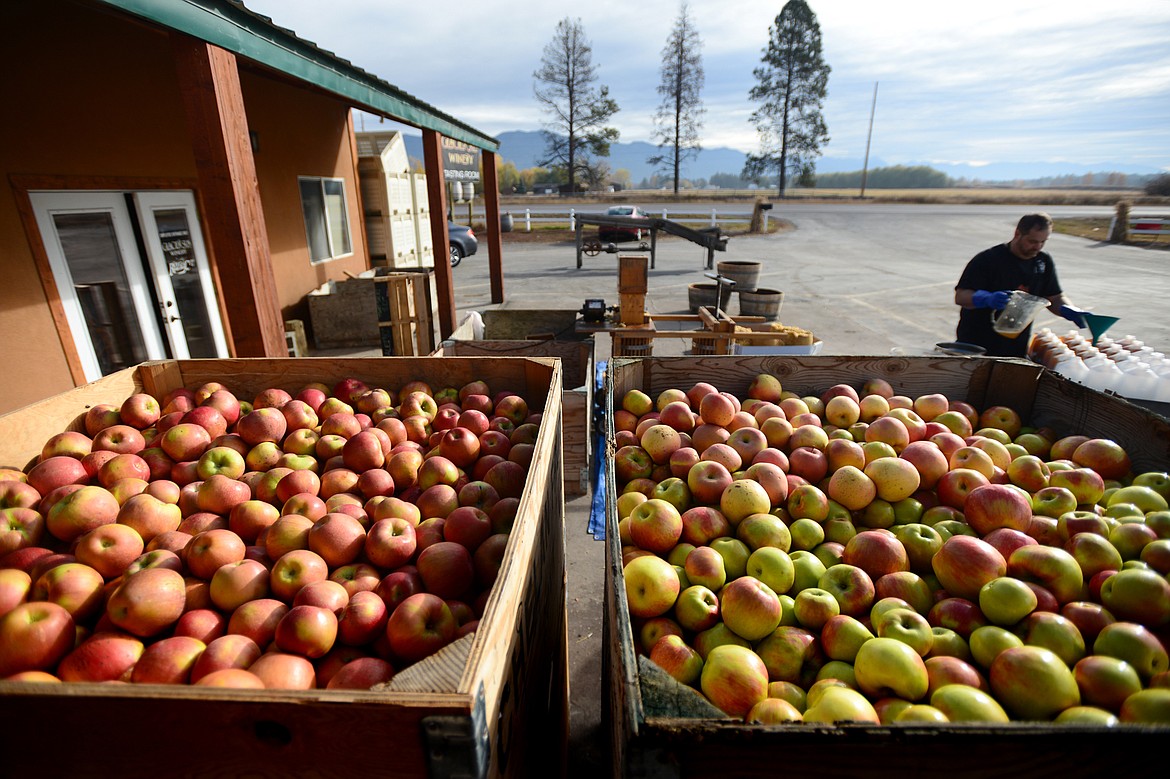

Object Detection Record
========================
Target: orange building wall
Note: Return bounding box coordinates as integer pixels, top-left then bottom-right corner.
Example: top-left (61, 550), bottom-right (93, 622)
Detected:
top-left (0, 2), bottom-right (369, 416)
top-left (239, 70), bottom-right (369, 328)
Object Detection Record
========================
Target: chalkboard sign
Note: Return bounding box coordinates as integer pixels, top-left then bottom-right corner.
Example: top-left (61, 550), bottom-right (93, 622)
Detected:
top-left (441, 136), bottom-right (481, 182)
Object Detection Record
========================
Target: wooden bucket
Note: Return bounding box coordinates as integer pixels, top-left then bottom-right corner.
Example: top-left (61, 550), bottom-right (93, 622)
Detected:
top-left (738, 288), bottom-right (784, 320)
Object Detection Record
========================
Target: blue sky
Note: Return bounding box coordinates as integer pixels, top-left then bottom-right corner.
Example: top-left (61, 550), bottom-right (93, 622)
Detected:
top-left (245, 0), bottom-right (1170, 174)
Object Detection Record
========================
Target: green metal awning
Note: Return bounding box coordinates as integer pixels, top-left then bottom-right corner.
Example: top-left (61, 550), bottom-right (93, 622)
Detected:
top-left (94, 0), bottom-right (499, 152)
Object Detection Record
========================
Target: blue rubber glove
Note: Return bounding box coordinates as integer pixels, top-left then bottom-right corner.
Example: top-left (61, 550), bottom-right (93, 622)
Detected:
top-left (972, 290), bottom-right (1011, 310)
top-left (1060, 304), bottom-right (1088, 328)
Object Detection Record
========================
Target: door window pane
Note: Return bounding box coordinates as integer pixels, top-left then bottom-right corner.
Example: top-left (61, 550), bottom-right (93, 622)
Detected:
top-left (154, 208), bottom-right (217, 358)
top-left (299, 177), bottom-right (352, 262)
top-left (53, 212), bottom-right (149, 375)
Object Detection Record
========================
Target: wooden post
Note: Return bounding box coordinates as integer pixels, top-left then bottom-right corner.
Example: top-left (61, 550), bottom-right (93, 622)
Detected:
top-left (422, 129), bottom-right (455, 339)
top-left (482, 150), bottom-right (505, 304)
top-left (171, 36), bottom-right (284, 357)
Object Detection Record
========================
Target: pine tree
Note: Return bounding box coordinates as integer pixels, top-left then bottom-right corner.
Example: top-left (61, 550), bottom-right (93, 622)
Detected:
top-left (744, 1), bottom-right (830, 197)
top-left (533, 18), bottom-right (620, 194)
top-left (648, 3), bottom-right (705, 195)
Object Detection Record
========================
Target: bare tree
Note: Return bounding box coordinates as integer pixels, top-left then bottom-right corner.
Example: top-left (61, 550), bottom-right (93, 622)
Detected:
top-left (533, 18), bottom-right (620, 193)
top-left (648, 2), bottom-right (705, 194)
top-left (744, 0), bottom-right (830, 197)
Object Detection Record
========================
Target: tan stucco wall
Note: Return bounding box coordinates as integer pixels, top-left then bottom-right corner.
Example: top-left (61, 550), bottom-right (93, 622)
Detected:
top-left (0, 1), bottom-right (369, 416)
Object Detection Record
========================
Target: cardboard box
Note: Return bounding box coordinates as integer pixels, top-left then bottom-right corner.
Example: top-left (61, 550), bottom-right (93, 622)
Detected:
top-left (0, 357), bottom-right (568, 778)
top-left (604, 355), bottom-right (1170, 779)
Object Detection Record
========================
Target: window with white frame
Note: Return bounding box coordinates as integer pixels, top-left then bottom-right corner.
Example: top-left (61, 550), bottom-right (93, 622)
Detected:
top-left (298, 177), bottom-right (353, 262)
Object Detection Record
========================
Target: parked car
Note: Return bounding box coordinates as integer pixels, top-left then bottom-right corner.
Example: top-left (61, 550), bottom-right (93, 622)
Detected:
top-left (599, 205), bottom-right (649, 243)
top-left (448, 222), bottom-right (477, 267)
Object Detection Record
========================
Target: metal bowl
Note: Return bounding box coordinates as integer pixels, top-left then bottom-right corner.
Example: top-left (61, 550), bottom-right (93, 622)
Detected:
top-left (935, 341), bottom-right (988, 357)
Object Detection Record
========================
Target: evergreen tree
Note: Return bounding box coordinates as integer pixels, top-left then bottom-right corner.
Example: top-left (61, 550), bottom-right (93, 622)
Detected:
top-left (744, 1), bottom-right (830, 197)
top-left (648, 3), bottom-right (705, 195)
top-left (533, 18), bottom-right (620, 193)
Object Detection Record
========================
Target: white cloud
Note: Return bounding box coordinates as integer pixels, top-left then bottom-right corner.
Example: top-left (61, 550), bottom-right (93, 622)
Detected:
top-left (243, 0), bottom-right (1170, 170)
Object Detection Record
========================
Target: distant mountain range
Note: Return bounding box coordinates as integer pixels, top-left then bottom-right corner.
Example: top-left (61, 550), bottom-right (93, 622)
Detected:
top-left (402, 130), bottom-right (1160, 186)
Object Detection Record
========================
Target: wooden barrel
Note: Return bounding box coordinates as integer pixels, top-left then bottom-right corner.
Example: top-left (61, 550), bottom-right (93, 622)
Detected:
top-left (716, 260), bottom-right (762, 293)
top-left (738, 288), bottom-right (784, 320)
top-left (688, 282), bottom-right (732, 314)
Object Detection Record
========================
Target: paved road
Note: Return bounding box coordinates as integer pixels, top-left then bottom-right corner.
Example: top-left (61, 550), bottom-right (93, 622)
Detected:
top-left (452, 203), bottom-right (1170, 359)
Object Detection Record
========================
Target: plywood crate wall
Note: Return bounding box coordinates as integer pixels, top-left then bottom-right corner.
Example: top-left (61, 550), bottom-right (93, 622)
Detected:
top-left (0, 357), bottom-right (569, 779)
top-left (603, 355), bottom-right (1170, 779)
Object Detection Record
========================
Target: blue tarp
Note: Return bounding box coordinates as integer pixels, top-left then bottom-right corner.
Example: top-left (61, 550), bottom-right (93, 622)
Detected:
top-left (587, 360), bottom-right (608, 539)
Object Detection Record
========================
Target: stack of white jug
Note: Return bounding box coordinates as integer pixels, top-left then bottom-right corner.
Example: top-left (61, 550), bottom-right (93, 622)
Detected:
top-left (1029, 328), bottom-right (1170, 402)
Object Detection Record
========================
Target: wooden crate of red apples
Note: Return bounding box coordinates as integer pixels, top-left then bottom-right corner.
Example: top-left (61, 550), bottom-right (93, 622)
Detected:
top-left (0, 357), bottom-right (567, 777)
top-left (605, 356), bottom-right (1170, 776)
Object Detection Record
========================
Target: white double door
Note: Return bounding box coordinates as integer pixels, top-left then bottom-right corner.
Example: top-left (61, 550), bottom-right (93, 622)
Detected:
top-left (30, 190), bottom-right (229, 382)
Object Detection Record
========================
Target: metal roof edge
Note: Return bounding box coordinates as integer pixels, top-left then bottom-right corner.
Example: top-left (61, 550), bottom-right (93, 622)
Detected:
top-left (92, 0), bottom-right (499, 152)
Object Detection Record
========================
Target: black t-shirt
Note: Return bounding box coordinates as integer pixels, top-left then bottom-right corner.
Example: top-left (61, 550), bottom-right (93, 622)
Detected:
top-left (955, 243), bottom-right (1062, 357)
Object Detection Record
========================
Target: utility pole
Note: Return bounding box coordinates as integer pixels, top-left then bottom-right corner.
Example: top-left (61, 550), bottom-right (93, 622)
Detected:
top-left (860, 82), bottom-right (878, 198)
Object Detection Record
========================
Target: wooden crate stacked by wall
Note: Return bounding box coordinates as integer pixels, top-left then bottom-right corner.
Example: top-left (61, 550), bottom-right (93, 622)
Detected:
top-left (435, 338), bottom-right (596, 495)
top-left (0, 356), bottom-right (569, 779)
top-left (307, 278), bottom-right (381, 349)
top-left (373, 273), bottom-right (435, 356)
top-left (603, 355), bottom-right (1170, 779)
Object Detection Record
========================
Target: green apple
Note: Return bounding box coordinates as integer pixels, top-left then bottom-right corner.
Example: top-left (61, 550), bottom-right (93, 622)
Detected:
top-left (892, 523), bottom-right (944, 574)
top-left (1107, 484), bottom-right (1168, 513)
top-left (789, 518), bottom-right (825, 552)
top-left (894, 704), bottom-right (950, 723)
top-left (746, 697), bottom-right (804, 724)
top-left (816, 660), bottom-right (858, 689)
top-left (990, 645), bottom-right (1081, 720)
top-left (926, 627), bottom-right (971, 661)
top-left (978, 576), bottom-right (1038, 626)
top-left (891, 497), bottom-right (925, 525)
top-left (869, 596), bottom-right (914, 630)
top-left (1016, 611), bottom-right (1086, 667)
top-left (1131, 471), bottom-right (1170, 502)
top-left (692, 622), bottom-right (752, 660)
top-left (876, 608), bottom-right (935, 657)
top-left (874, 697), bottom-right (915, 724)
top-left (930, 684), bottom-right (1010, 723)
top-left (736, 512), bottom-right (792, 552)
top-left (623, 555), bottom-right (681, 619)
top-left (745, 547), bottom-right (795, 596)
top-left (969, 625), bottom-right (1025, 670)
top-left (1055, 706), bottom-right (1119, 725)
top-left (789, 550), bottom-right (828, 595)
top-left (858, 499), bottom-right (896, 529)
top-left (854, 636), bottom-right (930, 701)
top-left (802, 686), bottom-right (880, 724)
top-left (1064, 531), bottom-right (1124, 580)
top-left (1119, 688), bottom-right (1170, 723)
top-left (767, 680), bottom-right (807, 712)
top-left (674, 584), bottom-right (721, 633)
top-left (812, 542), bottom-right (845, 570)
top-left (1099, 567), bottom-right (1170, 627)
top-left (709, 537), bottom-right (751, 581)
top-left (1092, 621), bottom-right (1170, 679)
